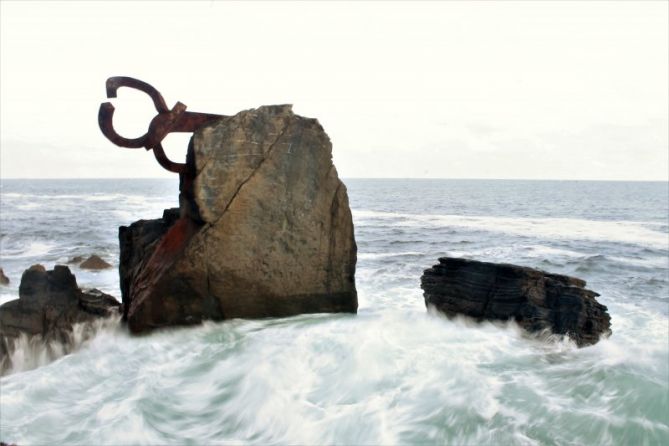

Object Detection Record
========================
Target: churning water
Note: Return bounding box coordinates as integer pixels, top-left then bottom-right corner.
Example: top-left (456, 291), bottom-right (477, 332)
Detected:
top-left (0, 179), bottom-right (667, 445)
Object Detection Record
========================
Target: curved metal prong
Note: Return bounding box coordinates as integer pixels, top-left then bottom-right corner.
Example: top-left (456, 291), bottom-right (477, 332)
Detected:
top-left (152, 143), bottom-right (187, 174)
top-left (99, 76), bottom-right (220, 176)
top-left (98, 102), bottom-right (147, 149)
top-left (105, 76), bottom-right (169, 113)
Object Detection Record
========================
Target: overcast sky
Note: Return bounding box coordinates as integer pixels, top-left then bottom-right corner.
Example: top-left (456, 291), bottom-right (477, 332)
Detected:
top-left (1, 1), bottom-right (667, 180)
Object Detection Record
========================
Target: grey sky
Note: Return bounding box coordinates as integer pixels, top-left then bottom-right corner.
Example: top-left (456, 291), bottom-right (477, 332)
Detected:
top-left (1, 1), bottom-right (667, 180)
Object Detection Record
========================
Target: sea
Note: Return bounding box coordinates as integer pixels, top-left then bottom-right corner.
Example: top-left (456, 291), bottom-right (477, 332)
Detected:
top-left (0, 178), bottom-right (667, 445)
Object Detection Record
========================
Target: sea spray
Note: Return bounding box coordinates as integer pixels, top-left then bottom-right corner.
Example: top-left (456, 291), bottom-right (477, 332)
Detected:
top-left (1, 314), bottom-right (122, 376)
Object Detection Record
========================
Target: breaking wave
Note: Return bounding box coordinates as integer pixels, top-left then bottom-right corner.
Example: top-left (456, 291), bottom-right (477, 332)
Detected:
top-left (353, 210), bottom-right (668, 248)
top-left (1, 315), bottom-right (122, 376)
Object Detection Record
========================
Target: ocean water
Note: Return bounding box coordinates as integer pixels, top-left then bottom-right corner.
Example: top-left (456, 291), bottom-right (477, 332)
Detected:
top-left (0, 178), bottom-right (667, 445)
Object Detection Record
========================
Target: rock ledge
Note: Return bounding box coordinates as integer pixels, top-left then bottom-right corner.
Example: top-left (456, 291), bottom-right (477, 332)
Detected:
top-left (0, 265), bottom-right (120, 372)
top-left (420, 257), bottom-right (611, 346)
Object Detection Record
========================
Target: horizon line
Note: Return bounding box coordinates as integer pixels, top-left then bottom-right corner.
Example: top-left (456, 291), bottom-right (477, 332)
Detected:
top-left (1, 177), bottom-right (667, 183)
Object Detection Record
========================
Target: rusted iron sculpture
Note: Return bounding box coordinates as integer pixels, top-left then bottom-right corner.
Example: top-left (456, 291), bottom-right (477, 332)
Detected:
top-left (98, 76), bottom-right (225, 174)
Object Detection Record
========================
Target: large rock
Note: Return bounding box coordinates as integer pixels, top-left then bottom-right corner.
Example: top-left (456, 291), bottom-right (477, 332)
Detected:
top-left (0, 265), bottom-right (120, 371)
top-left (420, 257), bottom-right (611, 346)
top-left (121, 105), bottom-right (357, 333)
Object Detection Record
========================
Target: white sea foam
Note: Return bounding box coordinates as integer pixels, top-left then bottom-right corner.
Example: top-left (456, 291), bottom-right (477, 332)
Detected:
top-left (2, 193), bottom-right (142, 203)
top-left (354, 210), bottom-right (669, 248)
top-left (1, 298), bottom-right (667, 445)
top-left (358, 251), bottom-right (424, 260)
top-left (1, 315), bottom-right (122, 376)
top-left (14, 202), bottom-right (43, 211)
top-left (445, 244), bottom-right (669, 269)
top-left (607, 255), bottom-right (669, 268)
top-left (0, 240), bottom-right (55, 259)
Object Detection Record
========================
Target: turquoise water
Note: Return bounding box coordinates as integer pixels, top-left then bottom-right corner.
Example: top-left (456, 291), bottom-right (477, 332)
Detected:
top-left (1, 179), bottom-right (667, 445)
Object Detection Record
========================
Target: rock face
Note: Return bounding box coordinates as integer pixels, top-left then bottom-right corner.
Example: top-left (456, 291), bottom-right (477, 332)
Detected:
top-left (0, 265), bottom-right (120, 371)
top-left (120, 105), bottom-right (357, 333)
top-left (119, 208), bottom-right (181, 320)
top-left (421, 257), bottom-right (611, 347)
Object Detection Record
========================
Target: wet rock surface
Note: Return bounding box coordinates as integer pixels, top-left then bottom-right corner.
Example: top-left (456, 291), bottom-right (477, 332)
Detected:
top-left (0, 265), bottom-right (120, 371)
top-left (421, 257), bottom-right (611, 346)
top-left (121, 105), bottom-right (357, 333)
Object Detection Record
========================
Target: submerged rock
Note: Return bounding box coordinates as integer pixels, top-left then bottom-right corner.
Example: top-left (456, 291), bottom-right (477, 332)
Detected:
top-left (0, 265), bottom-right (120, 371)
top-left (120, 105), bottom-right (357, 333)
top-left (0, 268), bottom-right (9, 285)
top-left (420, 257), bottom-right (611, 346)
top-left (80, 255), bottom-right (112, 270)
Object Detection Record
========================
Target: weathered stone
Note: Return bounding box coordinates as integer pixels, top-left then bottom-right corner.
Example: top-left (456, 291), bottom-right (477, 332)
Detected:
top-left (119, 208), bottom-right (181, 320)
top-left (80, 255), bottom-right (112, 270)
top-left (122, 105), bottom-right (357, 333)
top-left (420, 257), bottom-right (611, 347)
top-left (0, 268), bottom-right (9, 285)
top-left (0, 265), bottom-right (120, 372)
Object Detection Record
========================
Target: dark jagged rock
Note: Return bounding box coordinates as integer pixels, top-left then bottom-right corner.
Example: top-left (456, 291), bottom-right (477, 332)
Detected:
top-left (420, 257), bottom-right (611, 347)
top-left (119, 208), bottom-right (181, 320)
top-left (79, 254), bottom-right (112, 270)
top-left (0, 268), bottom-right (9, 285)
top-left (0, 265), bottom-right (120, 371)
top-left (120, 105), bottom-right (357, 333)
